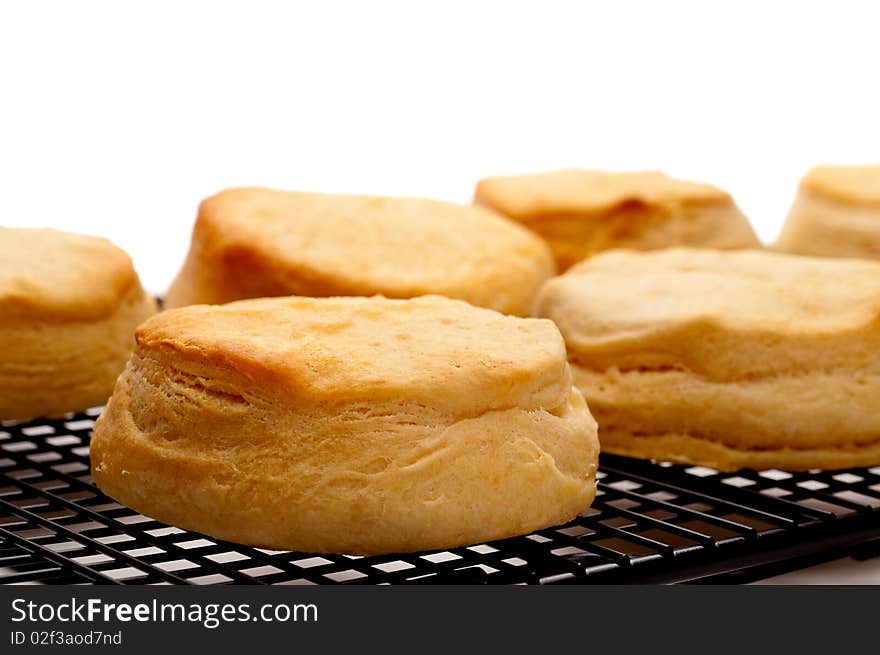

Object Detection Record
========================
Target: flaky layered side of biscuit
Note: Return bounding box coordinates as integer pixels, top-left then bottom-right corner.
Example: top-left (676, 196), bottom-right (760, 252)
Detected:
top-left (776, 164), bottom-right (880, 260)
top-left (475, 170), bottom-right (760, 271)
top-left (166, 188), bottom-right (555, 315)
top-left (1, 286), bottom-right (157, 419)
top-left (535, 248), bottom-right (880, 471)
top-left (0, 228), bottom-right (156, 419)
top-left (571, 367), bottom-right (880, 471)
top-left (91, 296), bottom-right (599, 555)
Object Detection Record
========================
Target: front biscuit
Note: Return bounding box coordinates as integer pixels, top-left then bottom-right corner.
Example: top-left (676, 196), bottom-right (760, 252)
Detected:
top-left (91, 295), bottom-right (600, 555)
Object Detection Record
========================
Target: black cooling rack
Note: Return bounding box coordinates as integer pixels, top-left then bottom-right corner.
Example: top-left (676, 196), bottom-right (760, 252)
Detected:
top-left (2, 408), bottom-right (879, 585)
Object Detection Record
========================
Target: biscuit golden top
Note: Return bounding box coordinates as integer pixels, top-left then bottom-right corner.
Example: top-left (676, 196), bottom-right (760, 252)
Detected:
top-left (535, 248), bottom-right (880, 378)
top-left (136, 295), bottom-right (571, 415)
top-left (193, 187), bottom-right (551, 294)
top-left (474, 169), bottom-right (732, 220)
top-left (0, 227), bottom-right (140, 320)
top-left (801, 164), bottom-right (880, 205)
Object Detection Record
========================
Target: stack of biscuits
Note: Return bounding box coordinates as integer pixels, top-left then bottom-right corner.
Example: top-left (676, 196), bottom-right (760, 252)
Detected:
top-left (4, 163), bottom-right (879, 555)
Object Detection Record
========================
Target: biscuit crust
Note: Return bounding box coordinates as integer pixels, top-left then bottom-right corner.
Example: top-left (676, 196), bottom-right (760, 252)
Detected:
top-left (166, 188), bottom-right (554, 315)
top-left (800, 164), bottom-right (880, 206)
top-left (91, 296), bottom-right (599, 554)
top-left (475, 170), bottom-right (759, 270)
top-left (0, 227), bottom-right (142, 320)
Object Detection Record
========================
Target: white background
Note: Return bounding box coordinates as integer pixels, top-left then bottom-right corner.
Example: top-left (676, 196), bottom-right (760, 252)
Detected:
top-left (2, 0), bottom-right (879, 294)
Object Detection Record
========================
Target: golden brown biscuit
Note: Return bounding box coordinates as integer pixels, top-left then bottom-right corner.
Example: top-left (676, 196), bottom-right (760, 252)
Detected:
top-left (776, 164), bottom-right (880, 259)
top-left (91, 295), bottom-right (599, 555)
top-left (475, 169), bottom-right (759, 271)
top-left (534, 248), bottom-right (880, 471)
top-left (0, 228), bottom-right (156, 420)
top-left (165, 188), bottom-right (554, 315)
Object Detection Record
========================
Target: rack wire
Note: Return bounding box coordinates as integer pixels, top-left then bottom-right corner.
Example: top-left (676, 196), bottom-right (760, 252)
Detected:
top-left (2, 408), bottom-right (879, 584)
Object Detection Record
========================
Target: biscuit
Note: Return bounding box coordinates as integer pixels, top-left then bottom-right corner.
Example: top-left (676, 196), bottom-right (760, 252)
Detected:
top-left (776, 164), bottom-right (880, 259)
top-left (90, 295), bottom-right (599, 555)
top-left (165, 188), bottom-right (554, 315)
top-left (534, 248), bottom-right (880, 471)
top-left (0, 228), bottom-right (156, 420)
top-left (475, 169), bottom-right (759, 271)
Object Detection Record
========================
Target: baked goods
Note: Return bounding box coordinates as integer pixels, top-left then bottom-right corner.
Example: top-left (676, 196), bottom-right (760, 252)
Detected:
top-left (165, 188), bottom-right (554, 315)
top-left (0, 228), bottom-right (156, 420)
top-left (776, 164), bottom-right (880, 259)
top-left (90, 295), bottom-right (599, 555)
top-left (534, 248), bottom-right (880, 471)
top-left (474, 169), bottom-right (760, 271)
